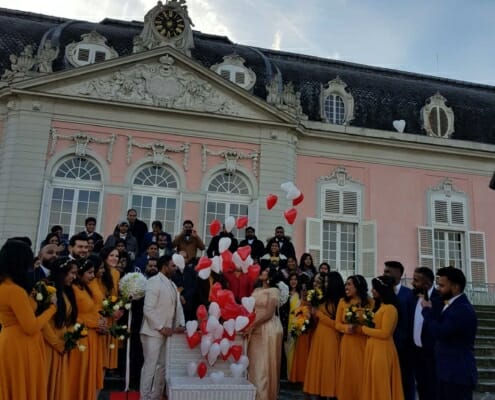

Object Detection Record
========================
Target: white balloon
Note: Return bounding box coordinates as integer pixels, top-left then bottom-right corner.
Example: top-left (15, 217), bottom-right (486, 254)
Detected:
top-left (220, 338), bottom-right (231, 356)
top-left (241, 297), bottom-right (255, 313)
top-left (286, 186), bottom-right (301, 201)
top-left (393, 119), bottom-right (406, 133)
top-left (208, 302), bottom-right (221, 319)
top-left (206, 315), bottom-right (220, 333)
top-left (218, 237), bottom-right (232, 254)
top-left (239, 355), bottom-right (249, 368)
top-left (225, 216), bottom-right (236, 233)
top-left (280, 181), bottom-right (295, 192)
top-left (213, 324), bottom-right (224, 340)
top-left (235, 315), bottom-right (249, 332)
top-left (223, 319), bottom-right (235, 337)
top-left (172, 253), bottom-right (185, 273)
top-left (187, 361), bottom-right (198, 377)
top-left (185, 320), bottom-right (198, 338)
top-left (230, 363), bottom-right (244, 378)
top-left (232, 252), bottom-right (243, 269)
top-left (211, 256), bottom-right (221, 274)
top-left (200, 335), bottom-right (212, 357)
top-left (210, 371), bottom-right (224, 384)
top-left (198, 267), bottom-right (211, 280)
top-left (240, 255), bottom-right (253, 273)
top-left (207, 343), bottom-right (221, 366)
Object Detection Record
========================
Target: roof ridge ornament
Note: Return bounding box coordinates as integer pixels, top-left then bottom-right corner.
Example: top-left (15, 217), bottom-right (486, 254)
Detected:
top-left (266, 74), bottom-right (307, 120)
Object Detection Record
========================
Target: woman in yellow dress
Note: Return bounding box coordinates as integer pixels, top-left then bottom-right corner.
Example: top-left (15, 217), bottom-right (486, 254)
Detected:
top-left (98, 246), bottom-right (122, 370)
top-left (284, 272), bottom-right (301, 378)
top-left (362, 275), bottom-right (404, 400)
top-left (304, 271), bottom-right (345, 399)
top-left (42, 257), bottom-right (78, 400)
top-left (247, 266), bottom-right (284, 400)
top-left (0, 239), bottom-right (57, 400)
top-left (335, 274), bottom-right (373, 400)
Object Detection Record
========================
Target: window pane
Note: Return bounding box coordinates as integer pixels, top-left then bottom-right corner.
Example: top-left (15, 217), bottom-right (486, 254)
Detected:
top-left (208, 173), bottom-right (249, 195)
top-left (322, 221), bottom-right (356, 276)
top-left (55, 157), bottom-right (101, 181)
top-left (48, 188), bottom-right (76, 235)
top-left (133, 166), bottom-right (178, 188)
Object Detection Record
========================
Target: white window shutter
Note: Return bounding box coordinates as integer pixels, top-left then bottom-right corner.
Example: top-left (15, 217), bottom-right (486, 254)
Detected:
top-left (450, 200), bottom-right (465, 225)
top-left (359, 221), bottom-right (376, 277)
top-left (324, 189), bottom-right (340, 214)
top-left (306, 218), bottom-right (322, 266)
top-left (418, 227), bottom-right (434, 270)
top-left (468, 231), bottom-right (487, 286)
top-left (343, 191), bottom-right (358, 216)
top-left (434, 200), bottom-right (448, 224)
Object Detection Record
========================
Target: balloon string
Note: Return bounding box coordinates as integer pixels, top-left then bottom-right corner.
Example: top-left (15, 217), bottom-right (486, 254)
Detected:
top-left (124, 308), bottom-right (132, 391)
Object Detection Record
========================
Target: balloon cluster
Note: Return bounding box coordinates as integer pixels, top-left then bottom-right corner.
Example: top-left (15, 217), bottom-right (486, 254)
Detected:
top-left (185, 284), bottom-right (255, 380)
top-left (266, 181), bottom-right (304, 225)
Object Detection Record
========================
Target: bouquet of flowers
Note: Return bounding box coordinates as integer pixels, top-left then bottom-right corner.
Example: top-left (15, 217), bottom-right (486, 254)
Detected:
top-left (119, 272), bottom-right (147, 301)
top-left (108, 323), bottom-right (129, 343)
top-left (344, 304), bottom-right (360, 324)
top-left (290, 305), bottom-right (312, 338)
top-left (32, 281), bottom-right (56, 315)
top-left (306, 288), bottom-right (324, 307)
top-left (362, 307), bottom-right (375, 328)
top-left (100, 296), bottom-right (131, 317)
top-left (277, 281), bottom-right (290, 306)
top-left (64, 322), bottom-right (88, 352)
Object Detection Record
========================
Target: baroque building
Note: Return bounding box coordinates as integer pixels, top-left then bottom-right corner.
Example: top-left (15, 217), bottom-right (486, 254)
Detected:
top-left (0, 1), bottom-right (494, 287)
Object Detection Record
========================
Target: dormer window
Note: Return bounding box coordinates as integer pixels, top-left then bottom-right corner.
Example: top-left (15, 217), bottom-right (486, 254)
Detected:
top-left (66, 31), bottom-right (118, 67)
top-left (421, 92), bottom-right (454, 138)
top-left (320, 77), bottom-right (354, 125)
top-left (210, 55), bottom-right (256, 91)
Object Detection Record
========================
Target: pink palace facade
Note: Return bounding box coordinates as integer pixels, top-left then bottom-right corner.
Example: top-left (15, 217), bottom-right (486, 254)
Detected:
top-left (0, 2), bottom-right (494, 296)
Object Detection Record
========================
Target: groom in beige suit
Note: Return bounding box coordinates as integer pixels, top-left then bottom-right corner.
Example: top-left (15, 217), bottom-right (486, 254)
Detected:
top-left (140, 254), bottom-right (185, 400)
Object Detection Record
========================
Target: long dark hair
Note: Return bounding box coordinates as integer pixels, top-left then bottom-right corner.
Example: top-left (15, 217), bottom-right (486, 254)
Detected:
top-left (299, 253), bottom-right (317, 275)
top-left (75, 258), bottom-right (94, 297)
top-left (344, 274), bottom-right (370, 307)
top-left (51, 258), bottom-right (78, 329)
top-left (324, 271), bottom-right (345, 318)
top-left (99, 247), bottom-right (117, 296)
top-left (0, 239), bottom-right (33, 293)
top-left (371, 275), bottom-right (399, 312)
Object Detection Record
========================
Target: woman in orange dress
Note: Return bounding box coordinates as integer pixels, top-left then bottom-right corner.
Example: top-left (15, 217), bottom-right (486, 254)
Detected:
top-left (335, 274), bottom-right (373, 400)
top-left (362, 275), bottom-right (404, 400)
top-left (98, 246), bottom-right (122, 370)
top-left (284, 272), bottom-right (301, 378)
top-left (42, 257), bottom-right (78, 400)
top-left (0, 239), bottom-right (57, 400)
top-left (304, 271), bottom-right (345, 399)
top-left (68, 258), bottom-right (107, 400)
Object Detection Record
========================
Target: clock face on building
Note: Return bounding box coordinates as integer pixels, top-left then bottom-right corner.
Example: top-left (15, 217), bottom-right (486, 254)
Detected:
top-left (153, 9), bottom-right (185, 38)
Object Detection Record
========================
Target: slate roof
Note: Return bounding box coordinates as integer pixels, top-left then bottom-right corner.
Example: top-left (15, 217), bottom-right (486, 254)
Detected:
top-left (1, 7), bottom-right (495, 145)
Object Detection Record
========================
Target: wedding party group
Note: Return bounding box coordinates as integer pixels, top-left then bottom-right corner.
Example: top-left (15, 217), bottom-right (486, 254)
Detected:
top-left (0, 209), bottom-right (478, 400)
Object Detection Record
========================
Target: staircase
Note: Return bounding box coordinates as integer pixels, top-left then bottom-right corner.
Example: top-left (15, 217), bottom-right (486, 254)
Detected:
top-left (475, 305), bottom-right (495, 393)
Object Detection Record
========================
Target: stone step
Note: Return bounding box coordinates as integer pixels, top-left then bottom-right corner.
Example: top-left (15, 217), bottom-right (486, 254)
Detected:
top-left (479, 326), bottom-right (495, 335)
top-left (478, 368), bottom-right (495, 380)
top-left (476, 311), bottom-right (495, 320)
top-left (478, 379), bottom-right (495, 394)
top-left (474, 305), bottom-right (495, 311)
top-left (476, 345), bottom-right (495, 357)
top-left (476, 336), bottom-right (495, 346)
top-left (477, 356), bottom-right (495, 368)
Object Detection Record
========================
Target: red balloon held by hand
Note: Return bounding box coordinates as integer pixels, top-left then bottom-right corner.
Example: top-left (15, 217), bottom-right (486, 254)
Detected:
top-left (209, 219), bottom-right (222, 236)
top-left (266, 194), bottom-right (278, 210)
top-left (186, 331), bottom-right (201, 349)
top-left (236, 216), bottom-right (248, 229)
top-left (197, 362), bottom-right (207, 379)
top-left (196, 304), bottom-right (208, 321)
top-left (247, 264), bottom-right (260, 282)
top-left (236, 245), bottom-right (251, 261)
top-left (284, 208), bottom-right (297, 225)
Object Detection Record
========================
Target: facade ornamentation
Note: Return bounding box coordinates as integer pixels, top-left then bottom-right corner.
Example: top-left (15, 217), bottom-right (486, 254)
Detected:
top-left (50, 129), bottom-right (116, 163)
top-left (266, 74), bottom-right (307, 120)
top-left (133, 0), bottom-right (194, 56)
top-left (201, 144), bottom-right (259, 177)
top-left (36, 40), bottom-right (59, 73)
top-left (320, 76), bottom-right (355, 125)
top-left (1, 45), bottom-right (38, 83)
top-left (431, 177), bottom-right (462, 198)
top-left (210, 54), bottom-right (257, 90)
top-left (421, 92), bottom-right (455, 138)
top-left (65, 31), bottom-right (118, 67)
top-left (127, 136), bottom-right (190, 170)
top-left (52, 54), bottom-right (244, 116)
top-left (320, 166), bottom-right (358, 186)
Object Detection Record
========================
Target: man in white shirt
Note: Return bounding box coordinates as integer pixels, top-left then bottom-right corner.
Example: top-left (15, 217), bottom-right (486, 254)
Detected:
top-left (140, 255), bottom-right (185, 400)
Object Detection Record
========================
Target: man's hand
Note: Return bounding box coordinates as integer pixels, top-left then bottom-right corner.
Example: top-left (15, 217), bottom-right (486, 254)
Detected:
top-left (159, 327), bottom-right (174, 337)
top-left (421, 299), bottom-right (432, 309)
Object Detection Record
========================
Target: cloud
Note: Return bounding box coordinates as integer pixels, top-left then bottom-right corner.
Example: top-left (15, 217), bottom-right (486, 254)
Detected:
top-left (187, 0), bottom-right (233, 38)
top-left (271, 30), bottom-right (282, 51)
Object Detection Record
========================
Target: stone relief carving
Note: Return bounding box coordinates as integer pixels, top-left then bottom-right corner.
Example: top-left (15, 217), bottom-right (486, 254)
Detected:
top-left (210, 54), bottom-right (257, 90)
top-left (127, 136), bottom-right (190, 170)
top-left (36, 40), bottom-right (60, 73)
top-left (266, 73), bottom-right (307, 120)
top-left (431, 177), bottom-right (462, 198)
top-left (421, 92), bottom-right (455, 138)
top-left (320, 166), bottom-right (359, 186)
top-left (50, 129), bottom-right (116, 163)
top-left (65, 31), bottom-right (118, 67)
top-left (202, 144), bottom-right (259, 177)
top-left (52, 54), bottom-right (249, 117)
top-left (1, 45), bottom-right (38, 83)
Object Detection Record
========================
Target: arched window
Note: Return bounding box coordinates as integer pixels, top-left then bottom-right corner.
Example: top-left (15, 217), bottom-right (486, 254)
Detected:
top-left (323, 94), bottom-right (345, 125)
top-left (421, 92), bottom-right (455, 138)
top-left (130, 165), bottom-right (179, 234)
top-left (204, 172), bottom-right (252, 243)
top-left (320, 77), bottom-right (354, 125)
top-left (47, 157), bottom-right (103, 237)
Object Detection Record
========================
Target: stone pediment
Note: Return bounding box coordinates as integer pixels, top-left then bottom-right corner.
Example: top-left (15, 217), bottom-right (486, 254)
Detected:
top-left (36, 52), bottom-right (271, 120)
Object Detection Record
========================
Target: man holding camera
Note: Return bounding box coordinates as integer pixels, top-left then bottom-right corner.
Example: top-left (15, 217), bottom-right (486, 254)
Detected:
top-left (172, 220), bottom-right (205, 263)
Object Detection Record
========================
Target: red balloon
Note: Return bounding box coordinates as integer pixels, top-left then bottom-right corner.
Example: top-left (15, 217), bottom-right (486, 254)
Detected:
top-left (196, 304), bottom-right (208, 321)
top-left (292, 192), bottom-right (304, 206)
top-left (221, 251), bottom-right (235, 273)
top-left (195, 256), bottom-right (212, 271)
top-left (221, 301), bottom-right (243, 321)
top-left (210, 282), bottom-right (222, 302)
top-left (197, 362), bottom-right (207, 379)
top-left (209, 219), bottom-right (222, 236)
top-left (247, 264), bottom-right (261, 282)
top-left (266, 194), bottom-right (278, 210)
top-left (200, 319), bottom-right (208, 334)
top-left (223, 328), bottom-right (236, 341)
top-left (216, 289), bottom-right (236, 308)
top-left (229, 345), bottom-right (243, 362)
top-left (186, 331), bottom-right (202, 349)
top-left (236, 216), bottom-right (249, 229)
top-left (284, 208), bottom-right (297, 225)
top-left (236, 245), bottom-right (251, 261)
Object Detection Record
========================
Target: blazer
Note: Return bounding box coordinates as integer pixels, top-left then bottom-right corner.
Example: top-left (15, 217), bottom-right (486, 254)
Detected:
top-left (394, 284), bottom-right (413, 351)
top-left (422, 293), bottom-right (478, 386)
top-left (411, 288), bottom-right (443, 351)
top-left (140, 272), bottom-right (185, 338)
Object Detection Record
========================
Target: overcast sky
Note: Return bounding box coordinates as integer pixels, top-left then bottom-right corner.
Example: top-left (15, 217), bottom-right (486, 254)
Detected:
top-left (0, 0), bottom-right (493, 85)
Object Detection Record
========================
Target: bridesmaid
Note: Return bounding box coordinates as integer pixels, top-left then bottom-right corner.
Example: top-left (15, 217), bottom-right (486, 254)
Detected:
top-left (98, 246), bottom-right (122, 371)
top-left (335, 275), bottom-right (373, 400)
top-left (284, 272), bottom-right (301, 378)
top-left (68, 258), bottom-right (107, 400)
top-left (0, 239), bottom-right (57, 400)
top-left (247, 266), bottom-right (284, 400)
top-left (362, 275), bottom-right (404, 400)
top-left (42, 257), bottom-right (78, 400)
top-left (304, 271), bottom-right (345, 399)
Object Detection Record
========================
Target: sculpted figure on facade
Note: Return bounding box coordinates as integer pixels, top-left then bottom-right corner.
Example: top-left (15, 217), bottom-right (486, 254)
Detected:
top-left (36, 40), bottom-right (59, 73)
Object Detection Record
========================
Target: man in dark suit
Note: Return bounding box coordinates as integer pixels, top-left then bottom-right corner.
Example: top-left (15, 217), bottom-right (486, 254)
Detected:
top-left (126, 208), bottom-right (148, 252)
top-left (411, 267), bottom-right (443, 400)
top-left (421, 267), bottom-right (478, 400)
top-left (384, 260), bottom-right (415, 400)
top-left (265, 226), bottom-right (296, 260)
top-left (238, 226), bottom-right (265, 263)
